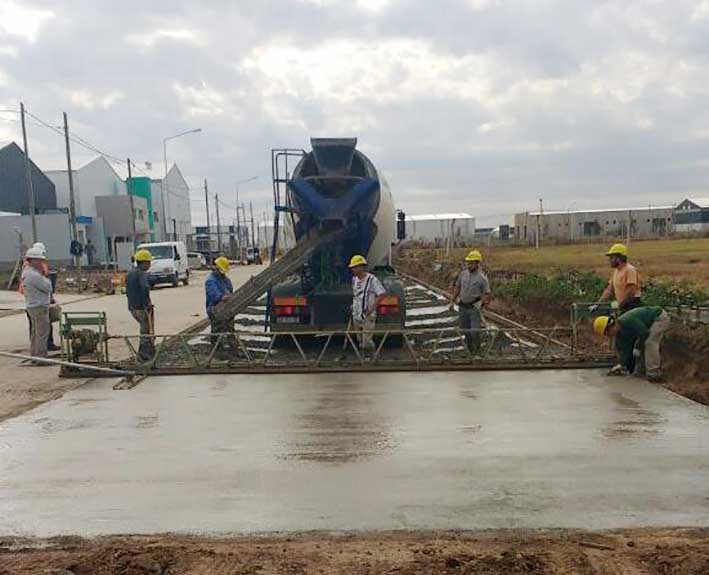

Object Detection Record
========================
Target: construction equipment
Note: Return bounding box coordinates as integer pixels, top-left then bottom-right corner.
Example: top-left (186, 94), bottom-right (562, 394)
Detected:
top-left (266, 138), bottom-right (406, 332)
top-left (60, 311), bottom-right (109, 364)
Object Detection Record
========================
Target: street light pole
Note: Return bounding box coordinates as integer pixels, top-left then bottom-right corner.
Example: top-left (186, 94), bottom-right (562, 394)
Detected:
top-left (162, 128), bottom-right (201, 241)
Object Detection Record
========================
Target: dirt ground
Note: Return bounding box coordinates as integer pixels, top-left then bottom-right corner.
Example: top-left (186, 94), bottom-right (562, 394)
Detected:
top-left (1, 529), bottom-right (708, 575)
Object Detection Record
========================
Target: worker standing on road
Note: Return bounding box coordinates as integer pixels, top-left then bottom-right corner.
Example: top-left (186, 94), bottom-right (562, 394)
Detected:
top-left (126, 249), bottom-right (155, 361)
top-left (205, 256), bottom-right (236, 355)
top-left (349, 255), bottom-right (386, 352)
top-left (20, 242), bottom-right (59, 352)
top-left (21, 246), bottom-right (53, 363)
top-left (449, 250), bottom-right (492, 353)
top-left (593, 307), bottom-right (670, 382)
top-left (597, 243), bottom-right (642, 313)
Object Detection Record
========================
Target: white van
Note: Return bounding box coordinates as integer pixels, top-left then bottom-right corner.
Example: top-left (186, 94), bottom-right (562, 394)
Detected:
top-left (137, 241), bottom-right (190, 287)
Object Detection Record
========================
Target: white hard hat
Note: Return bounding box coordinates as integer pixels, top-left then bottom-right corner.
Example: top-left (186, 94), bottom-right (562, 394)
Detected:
top-left (25, 246), bottom-right (47, 260)
top-left (32, 242), bottom-right (47, 257)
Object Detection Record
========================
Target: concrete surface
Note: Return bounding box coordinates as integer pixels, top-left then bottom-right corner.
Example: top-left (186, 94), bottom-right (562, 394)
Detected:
top-left (0, 265), bottom-right (265, 423)
top-left (0, 369), bottom-right (707, 536)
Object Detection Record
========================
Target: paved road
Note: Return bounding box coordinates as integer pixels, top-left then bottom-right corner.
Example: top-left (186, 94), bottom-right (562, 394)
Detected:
top-left (0, 369), bottom-right (707, 536)
top-left (0, 265), bottom-right (265, 422)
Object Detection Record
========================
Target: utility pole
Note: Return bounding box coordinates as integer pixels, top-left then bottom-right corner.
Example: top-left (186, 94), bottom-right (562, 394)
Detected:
top-left (249, 201), bottom-right (255, 249)
top-left (204, 179), bottom-right (212, 262)
top-left (20, 103), bottom-right (37, 243)
top-left (235, 185), bottom-right (241, 260)
top-left (215, 193), bottom-right (222, 254)
top-left (63, 112), bottom-right (82, 291)
top-left (535, 197), bottom-right (543, 249)
top-left (127, 159), bottom-right (138, 247)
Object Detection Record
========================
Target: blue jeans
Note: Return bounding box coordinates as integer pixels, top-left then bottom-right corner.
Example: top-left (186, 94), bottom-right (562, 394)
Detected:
top-left (459, 305), bottom-right (483, 352)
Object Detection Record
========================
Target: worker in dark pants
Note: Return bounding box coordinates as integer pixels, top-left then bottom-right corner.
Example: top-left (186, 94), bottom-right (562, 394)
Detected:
top-left (126, 249), bottom-right (155, 361)
top-left (205, 256), bottom-right (236, 357)
top-left (449, 250), bottom-right (492, 354)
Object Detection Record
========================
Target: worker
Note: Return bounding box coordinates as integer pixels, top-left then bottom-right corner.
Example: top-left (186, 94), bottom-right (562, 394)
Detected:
top-left (21, 245), bottom-right (53, 363)
top-left (593, 306), bottom-right (671, 382)
top-left (126, 249), bottom-right (155, 361)
top-left (597, 243), bottom-right (642, 313)
top-left (449, 249), bottom-right (492, 353)
top-left (20, 242), bottom-right (59, 352)
top-left (349, 254), bottom-right (386, 352)
top-left (205, 256), bottom-right (236, 354)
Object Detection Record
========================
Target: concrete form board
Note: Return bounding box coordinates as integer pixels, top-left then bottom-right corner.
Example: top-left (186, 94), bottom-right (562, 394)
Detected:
top-left (0, 369), bottom-right (707, 536)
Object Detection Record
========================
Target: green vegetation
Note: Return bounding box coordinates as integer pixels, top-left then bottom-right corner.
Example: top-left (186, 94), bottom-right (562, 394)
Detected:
top-left (493, 270), bottom-right (708, 309)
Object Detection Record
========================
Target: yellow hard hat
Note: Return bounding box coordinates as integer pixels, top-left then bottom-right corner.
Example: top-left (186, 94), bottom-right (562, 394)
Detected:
top-left (593, 316), bottom-right (611, 337)
top-left (214, 256), bottom-right (230, 273)
top-left (465, 249), bottom-right (482, 262)
top-left (606, 243), bottom-right (628, 257)
top-left (134, 249), bottom-right (153, 262)
top-left (348, 254), bottom-right (367, 268)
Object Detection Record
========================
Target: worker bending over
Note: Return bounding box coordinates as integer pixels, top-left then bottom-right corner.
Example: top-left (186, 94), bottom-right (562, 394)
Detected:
top-left (126, 249), bottom-right (155, 361)
top-left (449, 250), bottom-right (492, 353)
top-left (597, 243), bottom-right (642, 313)
top-left (205, 256), bottom-right (236, 355)
top-left (349, 254), bottom-right (386, 351)
top-left (593, 306), bottom-right (670, 382)
top-left (22, 245), bottom-right (53, 363)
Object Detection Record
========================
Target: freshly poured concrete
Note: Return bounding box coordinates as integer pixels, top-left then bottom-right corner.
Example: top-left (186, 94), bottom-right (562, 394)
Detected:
top-left (0, 370), bottom-right (708, 536)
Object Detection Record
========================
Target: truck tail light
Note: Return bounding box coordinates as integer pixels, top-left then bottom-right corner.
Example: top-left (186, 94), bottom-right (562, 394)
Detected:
top-left (273, 296), bottom-right (309, 317)
top-left (377, 295), bottom-right (400, 316)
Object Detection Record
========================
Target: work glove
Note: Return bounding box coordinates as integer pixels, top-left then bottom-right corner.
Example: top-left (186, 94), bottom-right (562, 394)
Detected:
top-left (632, 347), bottom-right (642, 359)
top-left (608, 364), bottom-right (628, 376)
top-left (610, 301), bottom-right (620, 310)
top-left (588, 304), bottom-right (599, 313)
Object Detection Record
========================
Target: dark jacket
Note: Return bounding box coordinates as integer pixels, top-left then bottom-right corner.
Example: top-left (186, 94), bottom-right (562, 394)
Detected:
top-left (615, 306), bottom-right (663, 371)
top-left (205, 271), bottom-right (233, 315)
top-left (126, 268), bottom-right (151, 310)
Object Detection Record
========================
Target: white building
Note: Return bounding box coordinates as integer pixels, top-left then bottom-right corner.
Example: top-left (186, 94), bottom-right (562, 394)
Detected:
top-left (150, 164), bottom-right (191, 243)
top-left (46, 156), bottom-right (125, 264)
top-left (404, 213), bottom-right (476, 244)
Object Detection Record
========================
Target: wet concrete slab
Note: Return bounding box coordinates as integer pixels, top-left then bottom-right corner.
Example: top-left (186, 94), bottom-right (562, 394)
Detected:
top-left (0, 370), bottom-right (707, 536)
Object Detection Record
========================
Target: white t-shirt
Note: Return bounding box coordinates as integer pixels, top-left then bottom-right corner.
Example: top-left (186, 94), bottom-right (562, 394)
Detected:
top-left (352, 272), bottom-right (386, 321)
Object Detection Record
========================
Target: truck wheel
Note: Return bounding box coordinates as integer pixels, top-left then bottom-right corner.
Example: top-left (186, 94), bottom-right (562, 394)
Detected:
top-left (183, 272), bottom-right (190, 286)
top-left (172, 272), bottom-right (179, 288)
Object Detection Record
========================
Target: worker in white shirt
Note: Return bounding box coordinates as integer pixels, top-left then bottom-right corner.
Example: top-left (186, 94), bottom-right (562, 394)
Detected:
top-left (349, 254), bottom-right (386, 351)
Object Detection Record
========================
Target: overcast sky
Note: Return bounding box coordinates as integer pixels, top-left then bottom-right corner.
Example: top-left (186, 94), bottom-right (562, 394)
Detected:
top-left (1, 0), bottom-right (709, 226)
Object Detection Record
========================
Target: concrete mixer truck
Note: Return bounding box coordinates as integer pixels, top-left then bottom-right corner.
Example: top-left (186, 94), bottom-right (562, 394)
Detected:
top-left (268, 138), bottom-right (406, 334)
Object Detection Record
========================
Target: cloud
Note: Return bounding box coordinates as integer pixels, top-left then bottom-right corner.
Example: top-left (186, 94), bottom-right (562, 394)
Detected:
top-left (126, 28), bottom-right (201, 48)
top-left (0, 1), bottom-right (53, 42)
top-left (1, 0), bottom-right (709, 226)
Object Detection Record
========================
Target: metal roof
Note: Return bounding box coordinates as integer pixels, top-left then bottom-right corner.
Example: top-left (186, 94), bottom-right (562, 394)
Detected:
top-left (524, 206), bottom-right (674, 217)
top-left (406, 213), bottom-right (474, 221)
top-left (682, 198), bottom-right (709, 208)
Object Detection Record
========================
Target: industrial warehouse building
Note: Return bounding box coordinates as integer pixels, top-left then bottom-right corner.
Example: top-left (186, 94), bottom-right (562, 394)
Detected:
top-left (405, 213), bottom-right (476, 243)
top-left (514, 206), bottom-right (674, 244)
top-left (673, 198), bottom-right (709, 233)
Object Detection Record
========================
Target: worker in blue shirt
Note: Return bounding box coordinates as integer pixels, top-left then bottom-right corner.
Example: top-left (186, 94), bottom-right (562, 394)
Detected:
top-left (205, 256), bottom-right (236, 355)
